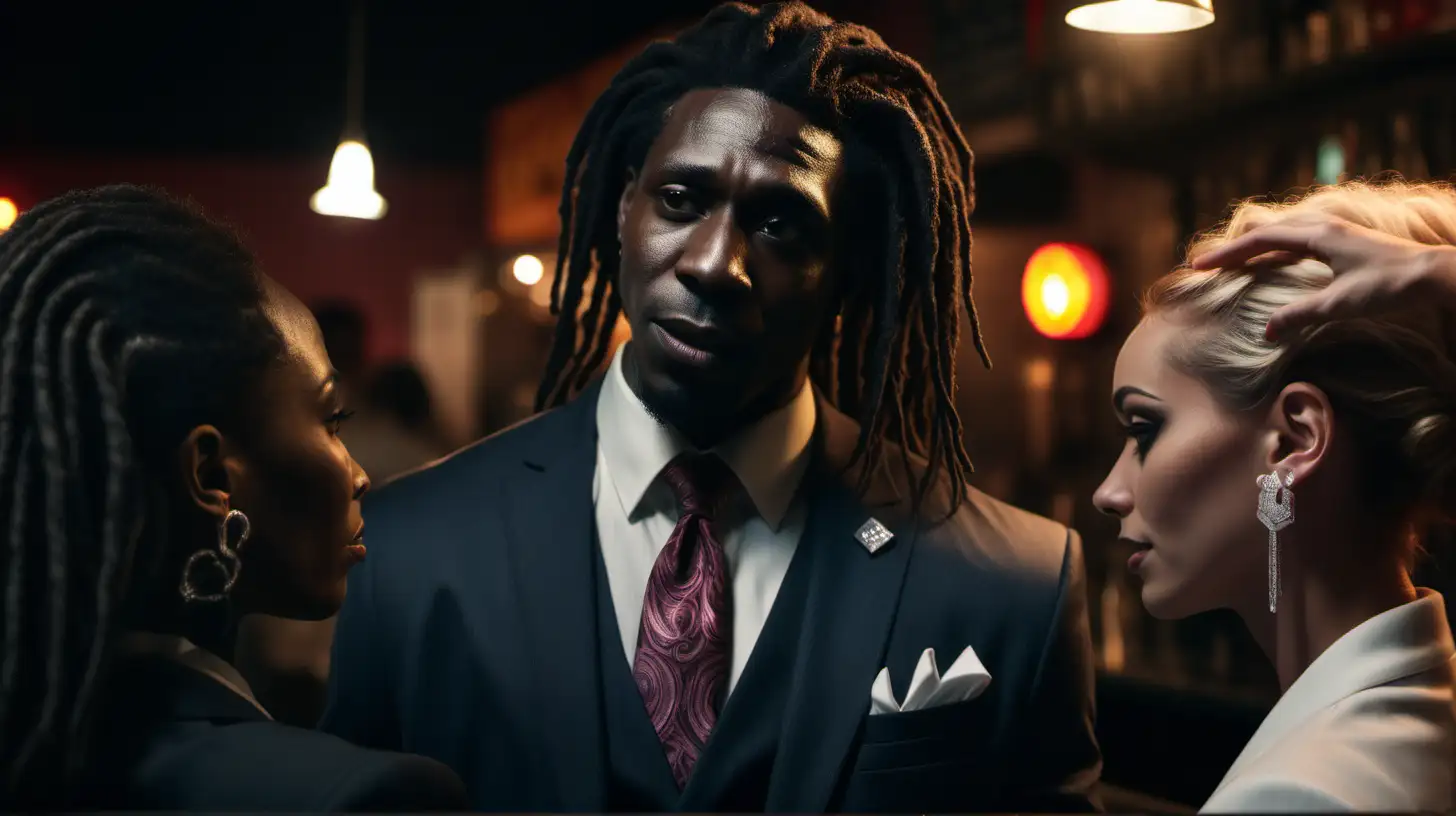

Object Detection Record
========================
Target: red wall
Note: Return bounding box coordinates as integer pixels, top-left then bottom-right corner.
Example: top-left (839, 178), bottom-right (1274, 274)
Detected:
top-left (0, 153), bottom-right (482, 361)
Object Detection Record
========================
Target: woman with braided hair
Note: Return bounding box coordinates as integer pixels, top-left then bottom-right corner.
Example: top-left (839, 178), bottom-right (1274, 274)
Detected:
top-left (0, 185), bottom-right (465, 810)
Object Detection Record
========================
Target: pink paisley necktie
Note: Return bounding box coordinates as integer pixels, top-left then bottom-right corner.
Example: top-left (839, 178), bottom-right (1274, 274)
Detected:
top-left (632, 453), bottom-right (736, 790)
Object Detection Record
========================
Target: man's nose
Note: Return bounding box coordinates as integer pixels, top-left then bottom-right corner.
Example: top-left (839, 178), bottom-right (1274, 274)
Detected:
top-left (675, 208), bottom-right (749, 293)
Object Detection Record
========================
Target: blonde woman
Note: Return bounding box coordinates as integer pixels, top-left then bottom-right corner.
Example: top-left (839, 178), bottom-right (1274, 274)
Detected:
top-left (1094, 181), bottom-right (1456, 813)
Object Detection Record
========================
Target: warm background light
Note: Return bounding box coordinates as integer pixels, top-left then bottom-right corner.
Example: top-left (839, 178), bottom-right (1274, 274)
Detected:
top-left (1066, 0), bottom-right (1215, 34)
top-left (1022, 242), bottom-right (1110, 339)
top-left (512, 253), bottom-right (545, 286)
top-left (0, 197), bottom-right (17, 232)
top-left (310, 140), bottom-right (387, 220)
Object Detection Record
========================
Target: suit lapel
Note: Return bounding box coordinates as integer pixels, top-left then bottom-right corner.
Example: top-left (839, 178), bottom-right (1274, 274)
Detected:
top-left (501, 381), bottom-right (607, 812)
top-left (112, 656), bottom-right (272, 724)
top-left (767, 401), bottom-right (919, 812)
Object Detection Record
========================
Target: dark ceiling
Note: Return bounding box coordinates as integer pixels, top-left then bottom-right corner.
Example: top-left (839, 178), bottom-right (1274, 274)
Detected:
top-left (0, 1), bottom-right (722, 167)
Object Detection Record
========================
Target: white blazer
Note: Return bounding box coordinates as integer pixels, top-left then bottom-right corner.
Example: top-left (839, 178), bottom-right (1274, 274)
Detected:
top-left (1202, 589), bottom-right (1456, 813)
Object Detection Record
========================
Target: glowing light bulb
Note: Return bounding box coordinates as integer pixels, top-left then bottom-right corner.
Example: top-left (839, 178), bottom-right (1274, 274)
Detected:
top-left (1066, 0), bottom-right (1214, 34)
top-left (310, 140), bottom-right (387, 220)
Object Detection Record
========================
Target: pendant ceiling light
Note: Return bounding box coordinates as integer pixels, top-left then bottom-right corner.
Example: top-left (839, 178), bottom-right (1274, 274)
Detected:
top-left (1066, 0), bottom-right (1214, 34)
top-left (312, 0), bottom-right (387, 220)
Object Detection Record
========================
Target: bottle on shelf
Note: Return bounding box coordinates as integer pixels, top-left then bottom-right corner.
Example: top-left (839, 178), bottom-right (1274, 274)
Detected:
top-left (1359, 114), bottom-right (1387, 179)
top-left (1317, 133), bottom-right (1346, 185)
top-left (1391, 111), bottom-right (1431, 179)
top-left (1244, 150), bottom-right (1273, 200)
top-left (1307, 3), bottom-right (1335, 64)
top-left (1335, 0), bottom-right (1373, 52)
top-left (1099, 576), bottom-right (1127, 673)
top-left (1398, 0), bottom-right (1439, 34)
top-left (1294, 144), bottom-right (1319, 189)
top-left (1370, 0), bottom-right (1402, 42)
top-left (1435, 0), bottom-right (1456, 30)
top-left (1426, 94), bottom-right (1455, 176)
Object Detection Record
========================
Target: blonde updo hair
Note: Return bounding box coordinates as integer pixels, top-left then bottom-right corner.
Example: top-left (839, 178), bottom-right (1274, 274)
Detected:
top-left (1145, 181), bottom-right (1456, 523)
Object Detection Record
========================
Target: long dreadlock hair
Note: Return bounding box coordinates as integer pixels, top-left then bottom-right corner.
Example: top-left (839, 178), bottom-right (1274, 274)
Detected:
top-left (0, 185), bottom-right (282, 806)
top-left (536, 1), bottom-right (988, 516)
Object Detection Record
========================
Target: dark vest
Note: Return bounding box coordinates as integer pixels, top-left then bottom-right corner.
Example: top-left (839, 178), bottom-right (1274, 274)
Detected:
top-left (594, 532), bottom-right (813, 812)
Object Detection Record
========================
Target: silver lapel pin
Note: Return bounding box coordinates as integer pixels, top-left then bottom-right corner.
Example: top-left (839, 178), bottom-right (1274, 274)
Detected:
top-left (855, 517), bottom-right (894, 554)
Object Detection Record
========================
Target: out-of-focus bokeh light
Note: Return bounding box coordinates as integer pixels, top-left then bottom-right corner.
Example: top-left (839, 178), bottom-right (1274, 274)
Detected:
top-left (0, 198), bottom-right (18, 232)
top-left (512, 254), bottom-right (545, 286)
top-left (1022, 243), bottom-right (1111, 340)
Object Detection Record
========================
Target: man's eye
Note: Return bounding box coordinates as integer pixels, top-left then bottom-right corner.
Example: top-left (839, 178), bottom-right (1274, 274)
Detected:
top-left (660, 188), bottom-right (693, 211)
top-left (759, 217), bottom-right (801, 242)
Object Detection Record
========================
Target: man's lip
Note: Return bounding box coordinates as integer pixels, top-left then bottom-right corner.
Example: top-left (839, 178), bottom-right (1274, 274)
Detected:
top-left (653, 317), bottom-right (733, 353)
top-left (353, 525), bottom-right (365, 541)
top-left (1120, 537), bottom-right (1151, 551)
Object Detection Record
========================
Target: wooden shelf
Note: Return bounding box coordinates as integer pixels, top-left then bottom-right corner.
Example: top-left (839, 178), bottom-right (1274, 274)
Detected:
top-left (1039, 31), bottom-right (1456, 171)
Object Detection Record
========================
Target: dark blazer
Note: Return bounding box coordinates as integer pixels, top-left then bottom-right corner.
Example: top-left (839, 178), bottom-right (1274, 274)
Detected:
top-left (80, 656), bottom-right (467, 811)
top-left (323, 380), bottom-right (1102, 812)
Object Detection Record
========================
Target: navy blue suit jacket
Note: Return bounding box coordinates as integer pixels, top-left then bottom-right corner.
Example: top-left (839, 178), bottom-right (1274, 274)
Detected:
top-left (323, 382), bottom-right (1102, 811)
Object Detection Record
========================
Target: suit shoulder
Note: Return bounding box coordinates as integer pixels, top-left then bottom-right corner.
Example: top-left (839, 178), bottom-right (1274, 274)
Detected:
top-left (1202, 775), bottom-right (1351, 813)
top-left (824, 407), bottom-right (1072, 581)
top-left (932, 486), bottom-right (1074, 582)
top-left (95, 720), bottom-right (465, 811)
top-left (1213, 682), bottom-right (1456, 812)
top-left (242, 723), bottom-right (467, 810)
top-left (369, 402), bottom-right (577, 511)
top-left (323, 745), bottom-right (468, 811)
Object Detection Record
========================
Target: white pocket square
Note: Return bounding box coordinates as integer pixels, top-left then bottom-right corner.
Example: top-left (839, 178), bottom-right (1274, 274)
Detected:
top-left (869, 646), bottom-right (991, 715)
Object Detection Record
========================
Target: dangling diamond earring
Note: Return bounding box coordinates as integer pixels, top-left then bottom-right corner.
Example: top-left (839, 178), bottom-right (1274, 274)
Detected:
top-left (1256, 470), bottom-right (1295, 613)
top-left (179, 509), bottom-right (250, 603)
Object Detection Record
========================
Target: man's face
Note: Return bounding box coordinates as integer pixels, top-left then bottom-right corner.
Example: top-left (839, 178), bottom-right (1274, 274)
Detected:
top-left (616, 87), bottom-right (845, 441)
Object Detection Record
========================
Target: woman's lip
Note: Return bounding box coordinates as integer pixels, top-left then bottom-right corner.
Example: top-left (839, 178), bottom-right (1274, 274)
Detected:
top-left (1128, 549), bottom-right (1149, 572)
top-left (352, 526), bottom-right (365, 541)
top-left (1124, 538), bottom-right (1152, 573)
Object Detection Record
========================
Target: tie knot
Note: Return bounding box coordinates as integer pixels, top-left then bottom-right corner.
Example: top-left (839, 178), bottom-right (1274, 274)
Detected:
top-left (660, 454), bottom-right (736, 518)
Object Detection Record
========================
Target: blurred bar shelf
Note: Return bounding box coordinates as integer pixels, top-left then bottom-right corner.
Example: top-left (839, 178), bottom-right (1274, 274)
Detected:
top-left (1036, 30), bottom-right (1456, 175)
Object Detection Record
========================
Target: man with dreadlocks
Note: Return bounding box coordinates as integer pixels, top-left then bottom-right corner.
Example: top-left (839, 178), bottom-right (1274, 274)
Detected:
top-left (323, 3), bottom-right (1101, 811)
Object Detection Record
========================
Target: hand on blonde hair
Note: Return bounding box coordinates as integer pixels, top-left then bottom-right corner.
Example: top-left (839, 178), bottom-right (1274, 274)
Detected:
top-left (1191, 214), bottom-right (1456, 341)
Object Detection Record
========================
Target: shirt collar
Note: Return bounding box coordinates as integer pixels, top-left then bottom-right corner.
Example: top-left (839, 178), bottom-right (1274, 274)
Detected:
top-left (1223, 589), bottom-right (1454, 783)
top-left (595, 344), bottom-right (816, 530)
top-left (116, 631), bottom-right (273, 720)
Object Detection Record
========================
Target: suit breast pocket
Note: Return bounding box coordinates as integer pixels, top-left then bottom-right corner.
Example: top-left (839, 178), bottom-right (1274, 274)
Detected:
top-left (842, 698), bottom-right (1001, 812)
top-left (851, 696), bottom-right (995, 772)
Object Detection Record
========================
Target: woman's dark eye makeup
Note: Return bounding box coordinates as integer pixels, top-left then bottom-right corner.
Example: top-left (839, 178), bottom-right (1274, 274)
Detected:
top-left (1124, 412), bottom-right (1163, 460)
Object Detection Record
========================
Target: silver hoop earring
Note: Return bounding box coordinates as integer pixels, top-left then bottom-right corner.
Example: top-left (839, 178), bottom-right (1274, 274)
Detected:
top-left (179, 509), bottom-right (250, 603)
top-left (1256, 470), bottom-right (1295, 613)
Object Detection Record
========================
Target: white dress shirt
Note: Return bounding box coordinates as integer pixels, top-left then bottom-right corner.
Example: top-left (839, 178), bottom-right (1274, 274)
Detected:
top-left (593, 346), bottom-right (816, 694)
top-left (1202, 589), bottom-right (1456, 813)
